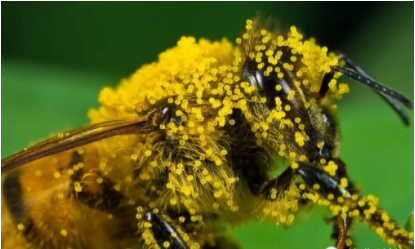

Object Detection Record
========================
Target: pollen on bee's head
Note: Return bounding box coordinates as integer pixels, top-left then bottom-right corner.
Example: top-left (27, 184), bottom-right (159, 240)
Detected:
top-left (236, 18), bottom-right (350, 102)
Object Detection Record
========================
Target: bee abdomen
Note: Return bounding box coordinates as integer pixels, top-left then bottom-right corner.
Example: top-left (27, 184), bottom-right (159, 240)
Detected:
top-left (1, 149), bottom-right (137, 249)
top-left (2, 169), bottom-right (39, 248)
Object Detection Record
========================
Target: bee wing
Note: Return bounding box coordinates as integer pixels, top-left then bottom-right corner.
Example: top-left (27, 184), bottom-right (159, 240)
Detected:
top-left (2, 118), bottom-right (159, 173)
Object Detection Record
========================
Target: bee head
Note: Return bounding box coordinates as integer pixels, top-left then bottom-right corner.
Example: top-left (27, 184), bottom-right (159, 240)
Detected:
top-left (241, 58), bottom-right (340, 163)
top-left (234, 20), bottom-right (350, 164)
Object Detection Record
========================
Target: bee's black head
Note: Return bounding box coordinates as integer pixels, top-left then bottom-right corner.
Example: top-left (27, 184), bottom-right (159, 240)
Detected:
top-left (241, 59), bottom-right (339, 163)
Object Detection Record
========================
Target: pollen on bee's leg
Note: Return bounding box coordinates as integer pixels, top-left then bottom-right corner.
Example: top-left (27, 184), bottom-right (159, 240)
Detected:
top-left (323, 190), bottom-right (414, 248)
top-left (137, 210), bottom-right (192, 249)
top-left (352, 195), bottom-right (414, 248)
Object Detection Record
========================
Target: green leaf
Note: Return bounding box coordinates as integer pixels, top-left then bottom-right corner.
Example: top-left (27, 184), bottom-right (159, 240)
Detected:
top-left (405, 212), bottom-right (414, 232)
top-left (405, 212), bottom-right (414, 249)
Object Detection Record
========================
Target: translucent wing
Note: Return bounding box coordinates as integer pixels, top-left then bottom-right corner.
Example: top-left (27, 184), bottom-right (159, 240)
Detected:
top-left (2, 118), bottom-right (160, 173)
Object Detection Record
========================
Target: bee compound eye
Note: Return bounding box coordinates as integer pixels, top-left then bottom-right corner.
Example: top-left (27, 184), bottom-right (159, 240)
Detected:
top-left (242, 60), bottom-right (265, 89)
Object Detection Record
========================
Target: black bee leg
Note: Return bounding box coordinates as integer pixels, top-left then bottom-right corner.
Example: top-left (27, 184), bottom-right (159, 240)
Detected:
top-left (242, 162), bottom-right (354, 248)
top-left (238, 160), bottom-right (296, 200)
top-left (261, 166), bottom-right (296, 200)
top-left (296, 162), bottom-right (414, 249)
top-left (140, 211), bottom-right (189, 249)
top-left (295, 162), bottom-right (355, 249)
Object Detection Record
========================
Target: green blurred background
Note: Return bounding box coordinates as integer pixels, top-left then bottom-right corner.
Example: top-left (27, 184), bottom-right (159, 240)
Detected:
top-left (2, 2), bottom-right (414, 249)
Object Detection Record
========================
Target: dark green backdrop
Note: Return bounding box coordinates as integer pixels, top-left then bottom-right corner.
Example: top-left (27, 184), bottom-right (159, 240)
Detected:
top-left (2, 2), bottom-right (414, 249)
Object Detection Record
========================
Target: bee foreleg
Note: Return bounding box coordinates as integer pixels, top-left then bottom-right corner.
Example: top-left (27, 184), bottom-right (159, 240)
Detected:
top-left (295, 162), bottom-right (356, 248)
top-left (296, 162), bottom-right (414, 249)
top-left (241, 163), bottom-right (354, 248)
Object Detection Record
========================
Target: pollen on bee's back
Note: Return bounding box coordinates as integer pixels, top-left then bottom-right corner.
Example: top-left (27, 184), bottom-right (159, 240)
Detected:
top-left (88, 36), bottom-right (234, 123)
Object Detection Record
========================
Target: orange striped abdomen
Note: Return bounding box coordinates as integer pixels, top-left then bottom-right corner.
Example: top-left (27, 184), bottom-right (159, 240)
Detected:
top-left (1, 146), bottom-right (140, 249)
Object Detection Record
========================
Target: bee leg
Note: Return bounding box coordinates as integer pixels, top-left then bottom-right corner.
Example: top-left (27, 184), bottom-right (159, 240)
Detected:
top-left (329, 160), bottom-right (354, 249)
top-left (294, 163), bottom-right (355, 248)
top-left (296, 162), bottom-right (414, 249)
top-left (240, 163), bottom-right (350, 248)
top-left (238, 160), bottom-right (296, 199)
top-left (261, 166), bottom-right (296, 200)
top-left (243, 163), bottom-right (354, 248)
top-left (141, 211), bottom-right (189, 249)
top-left (321, 214), bottom-right (352, 249)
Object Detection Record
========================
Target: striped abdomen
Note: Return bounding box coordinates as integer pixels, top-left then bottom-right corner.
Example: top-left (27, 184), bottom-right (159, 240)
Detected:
top-left (1, 146), bottom-right (140, 249)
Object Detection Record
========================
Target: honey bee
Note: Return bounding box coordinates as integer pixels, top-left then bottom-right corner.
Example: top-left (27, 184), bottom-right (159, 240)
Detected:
top-left (2, 18), bottom-right (414, 249)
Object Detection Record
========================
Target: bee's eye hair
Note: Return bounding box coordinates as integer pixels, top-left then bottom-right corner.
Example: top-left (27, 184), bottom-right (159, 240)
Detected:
top-left (331, 65), bottom-right (413, 109)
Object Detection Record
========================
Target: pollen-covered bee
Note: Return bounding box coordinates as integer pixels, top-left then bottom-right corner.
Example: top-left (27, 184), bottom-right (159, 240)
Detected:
top-left (2, 18), bottom-right (414, 249)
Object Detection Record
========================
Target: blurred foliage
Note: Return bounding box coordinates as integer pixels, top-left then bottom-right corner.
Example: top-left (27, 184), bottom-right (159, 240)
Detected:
top-left (406, 212), bottom-right (414, 233)
top-left (406, 212), bottom-right (414, 249)
top-left (2, 2), bottom-right (413, 249)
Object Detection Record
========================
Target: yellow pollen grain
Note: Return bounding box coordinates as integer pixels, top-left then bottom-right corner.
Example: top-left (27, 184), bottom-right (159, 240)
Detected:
top-left (131, 154), bottom-right (138, 160)
top-left (74, 183), bottom-right (82, 192)
top-left (17, 223), bottom-right (24, 230)
top-left (60, 229), bottom-right (68, 236)
top-left (144, 150), bottom-right (152, 157)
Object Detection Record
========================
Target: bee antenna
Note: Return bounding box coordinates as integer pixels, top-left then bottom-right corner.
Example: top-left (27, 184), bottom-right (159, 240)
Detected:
top-left (331, 65), bottom-right (413, 110)
top-left (376, 91), bottom-right (410, 126)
